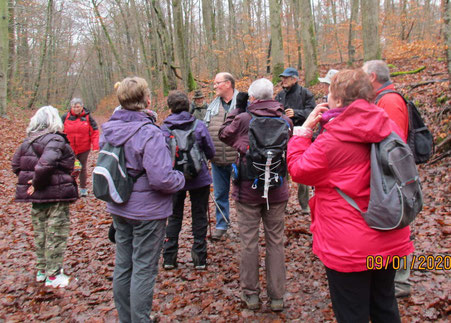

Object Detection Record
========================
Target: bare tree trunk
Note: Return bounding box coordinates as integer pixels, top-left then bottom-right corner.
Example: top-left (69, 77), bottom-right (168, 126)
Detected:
top-left (129, 0), bottom-right (152, 83)
top-left (299, 0), bottom-right (318, 86)
top-left (348, 0), bottom-right (359, 66)
top-left (269, 0), bottom-right (284, 83)
top-left (330, 0), bottom-right (343, 63)
top-left (91, 0), bottom-right (126, 76)
top-left (45, 0), bottom-right (54, 104)
top-left (292, 0), bottom-right (303, 70)
top-left (27, 0), bottom-right (53, 109)
top-left (444, 0), bottom-right (451, 90)
top-left (201, 0), bottom-right (217, 76)
top-left (0, 0), bottom-right (8, 116)
top-left (173, 0), bottom-right (196, 91)
top-left (151, 0), bottom-right (177, 93)
top-left (113, 0), bottom-right (136, 74)
top-left (361, 0), bottom-right (381, 61)
top-left (7, 0), bottom-right (14, 99)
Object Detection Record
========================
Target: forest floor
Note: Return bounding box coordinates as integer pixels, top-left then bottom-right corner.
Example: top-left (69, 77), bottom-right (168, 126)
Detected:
top-left (0, 57), bottom-right (450, 322)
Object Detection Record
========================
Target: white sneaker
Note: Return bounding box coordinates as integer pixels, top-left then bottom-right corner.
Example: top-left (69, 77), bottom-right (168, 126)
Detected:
top-left (45, 271), bottom-right (71, 288)
top-left (36, 270), bottom-right (46, 282)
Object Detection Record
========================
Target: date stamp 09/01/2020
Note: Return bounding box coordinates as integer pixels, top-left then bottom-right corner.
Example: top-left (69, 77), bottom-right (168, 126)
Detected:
top-left (366, 254), bottom-right (450, 271)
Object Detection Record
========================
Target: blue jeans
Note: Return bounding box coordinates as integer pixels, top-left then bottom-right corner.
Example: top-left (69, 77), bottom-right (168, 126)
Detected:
top-left (112, 215), bottom-right (166, 323)
top-left (211, 163), bottom-right (232, 230)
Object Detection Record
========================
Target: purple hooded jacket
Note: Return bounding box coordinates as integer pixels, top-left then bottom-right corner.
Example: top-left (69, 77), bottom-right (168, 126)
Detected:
top-left (219, 99), bottom-right (293, 204)
top-left (162, 111), bottom-right (215, 190)
top-left (100, 109), bottom-right (185, 221)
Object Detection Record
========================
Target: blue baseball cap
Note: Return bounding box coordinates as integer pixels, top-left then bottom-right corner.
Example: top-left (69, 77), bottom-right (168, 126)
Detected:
top-left (279, 67), bottom-right (299, 78)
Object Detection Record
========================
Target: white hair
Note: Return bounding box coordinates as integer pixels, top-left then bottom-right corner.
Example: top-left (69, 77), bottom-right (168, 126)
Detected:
top-left (70, 97), bottom-right (83, 107)
top-left (248, 78), bottom-right (273, 100)
top-left (362, 60), bottom-right (390, 83)
top-left (26, 106), bottom-right (63, 136)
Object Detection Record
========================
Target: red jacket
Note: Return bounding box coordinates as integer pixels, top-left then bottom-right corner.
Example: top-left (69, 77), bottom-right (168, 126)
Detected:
top-left (376, 83), bottom-right (408, 141)
top-left (62, 108), bottom-right (99, 155)
top-left (287, 99), bottom-right (413, 272)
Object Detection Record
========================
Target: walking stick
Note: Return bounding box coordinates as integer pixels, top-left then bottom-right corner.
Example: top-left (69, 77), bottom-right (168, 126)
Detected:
top-left (207, 193), bottom-right (212, 238)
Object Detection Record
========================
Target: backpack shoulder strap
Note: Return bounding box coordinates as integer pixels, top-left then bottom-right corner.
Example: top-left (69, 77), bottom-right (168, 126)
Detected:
top-left (335, 187), bottom-right (363, 214)
top-left (374, 89), bottom-right (406, 105)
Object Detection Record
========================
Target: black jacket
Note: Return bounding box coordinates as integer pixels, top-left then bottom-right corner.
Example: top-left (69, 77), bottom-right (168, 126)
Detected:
top-left (275, 83), bottom-right (316, 126)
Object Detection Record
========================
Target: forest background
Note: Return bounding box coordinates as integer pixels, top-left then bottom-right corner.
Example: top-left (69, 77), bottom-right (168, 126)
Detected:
top-left (0, 0), bottom-right (450, 322)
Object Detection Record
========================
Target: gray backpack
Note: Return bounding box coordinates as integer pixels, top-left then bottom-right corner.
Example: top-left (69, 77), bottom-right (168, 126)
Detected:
top-left (93, 123), bottom-right (151, 204)
top-left (336, 132), bottom-right (423, 230)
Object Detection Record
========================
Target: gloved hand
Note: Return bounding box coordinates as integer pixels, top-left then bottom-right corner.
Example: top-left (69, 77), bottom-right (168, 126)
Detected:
top-left (236, 92), bottom-right (249, 113)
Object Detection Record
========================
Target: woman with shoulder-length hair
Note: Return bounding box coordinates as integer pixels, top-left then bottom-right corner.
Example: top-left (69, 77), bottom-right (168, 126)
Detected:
top-left (62, 98), bottom-right (100, 196)
top-left (100, 77), bottom-right (185, 322)
top-left (12, 106), bottom-right (78, 288)
top-left (287, 69), bottom-right (413, 323)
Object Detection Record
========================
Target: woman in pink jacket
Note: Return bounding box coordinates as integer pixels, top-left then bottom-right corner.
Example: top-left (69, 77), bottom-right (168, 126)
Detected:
top-left (287, 69), bottom-right (413, 323)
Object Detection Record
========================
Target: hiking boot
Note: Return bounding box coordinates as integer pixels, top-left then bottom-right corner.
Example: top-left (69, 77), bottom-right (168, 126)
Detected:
top-left (302, 206), bottom-right (310, 214)
top-left (80, 188), bottom-right (88, 197)
top-left (191, 251), bottom-right (206, 270)
top-left (163, 252), bottom-right (177, 270)
top-left (211, 229), bottom-right (227, 240)
top-left (241, 293), bottom-right (260, 310)
top-left (395, 284), bottom-right (411, 298)
top-left (36, 270), bottom-right (46, 282)
top-left (270, 299), bottom-right (284, 312)
top-left (45, 270), bottom-right (71, 288)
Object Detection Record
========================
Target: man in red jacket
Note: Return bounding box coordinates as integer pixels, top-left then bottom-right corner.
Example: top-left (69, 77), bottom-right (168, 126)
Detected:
top-left (363, 60), bottom-right (412, 298)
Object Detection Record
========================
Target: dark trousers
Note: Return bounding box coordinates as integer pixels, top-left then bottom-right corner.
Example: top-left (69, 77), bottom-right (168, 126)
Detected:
top-left (163, 185), bottom-right (210, 266)
top-left (76, 150), bottom-right (90, 189)
top-left (112, 215), bottom-right (166, 323)
top-left (325, 266), bottom-right (401, 323)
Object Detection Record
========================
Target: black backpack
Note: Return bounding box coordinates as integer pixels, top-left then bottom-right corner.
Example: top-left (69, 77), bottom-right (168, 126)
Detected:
top-left (241, 113), bottom-right (291, 205)
top-left (166, 119), bottom-right (205, 180)
top-left (375, 90), bottom-right (433, 164)
top-left (92, 123), bottom-right (150, 204)
top-left (336, 131), bottom-right (423, 230)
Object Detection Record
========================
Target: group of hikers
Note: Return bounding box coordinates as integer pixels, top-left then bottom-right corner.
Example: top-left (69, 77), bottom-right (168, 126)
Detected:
top-left (12, 59), bottom-right (419, 323)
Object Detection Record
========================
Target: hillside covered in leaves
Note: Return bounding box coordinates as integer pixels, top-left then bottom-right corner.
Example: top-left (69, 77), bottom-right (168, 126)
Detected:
top-left (0, 57), bottom-right (449, 322)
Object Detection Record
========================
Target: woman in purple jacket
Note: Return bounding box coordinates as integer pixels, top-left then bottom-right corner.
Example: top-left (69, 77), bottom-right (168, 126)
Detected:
top-left (12, 106), bottom-right (78, 288)
top-left (219, 79), bottom-right (293, 312)
top-left (161, 91), bottom-right (215, 270)
top-left (100, 77), bottom-right (185, 323)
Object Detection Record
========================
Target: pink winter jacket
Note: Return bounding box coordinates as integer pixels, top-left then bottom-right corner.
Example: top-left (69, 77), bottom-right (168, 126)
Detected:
top-left (287, 99), bottom-right (414, 272)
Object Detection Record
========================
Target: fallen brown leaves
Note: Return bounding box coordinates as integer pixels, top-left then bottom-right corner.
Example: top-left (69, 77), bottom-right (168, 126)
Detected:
top-left (0, 57), bottom-right (449, 322)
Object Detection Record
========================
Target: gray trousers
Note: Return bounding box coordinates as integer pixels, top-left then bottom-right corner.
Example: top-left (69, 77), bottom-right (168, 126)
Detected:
top-left (297, 184), bottom-right (310, 209)
top-left (112, 215), bottom-right (166, 323)
top-left (236, 201), bottom-right (287, 300)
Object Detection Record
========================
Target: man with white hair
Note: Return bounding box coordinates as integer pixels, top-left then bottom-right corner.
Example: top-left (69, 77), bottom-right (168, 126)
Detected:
top-left (219, 78), bottom-right (293, 312)
top-left (204, 72), bottom-right (238, 240)
top-left (363, 60), bottom-right (411, 298)
top-left (275, 67), bottom-right (315, 214)
top-left (363, 60), bottom-right (408, 141)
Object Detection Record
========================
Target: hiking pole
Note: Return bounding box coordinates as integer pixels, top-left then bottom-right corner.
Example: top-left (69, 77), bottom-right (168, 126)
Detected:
top-left (210, 192), bottom-right (230, 226)
top-left (207, 194), bottom-right (212, 238)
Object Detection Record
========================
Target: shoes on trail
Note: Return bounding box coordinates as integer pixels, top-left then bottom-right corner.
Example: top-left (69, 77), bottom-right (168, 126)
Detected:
top-left (36, 270), bottom-right (46, 282)
top-left (163, 263), bottom-right (176, 270)
top-left (270, 299), bottom-right (284, 312)
top-left (45, 270), bottom-right (71, 288)
top-left (80, 188), bottom-right (88, 197)
top-left (301, 206), bottom-right (310, 214)
top-left (191, 250), bottom-right (207, 270)
top-left (241, 293), bottom-right (260, 310)
top-left (395, 284), bottom-right (411, 298)
top-left (211, 229), bottom-right (227, 240)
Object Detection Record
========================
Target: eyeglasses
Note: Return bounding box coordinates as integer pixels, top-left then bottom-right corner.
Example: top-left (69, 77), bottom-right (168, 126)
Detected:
top-left (213, 80), bottom-right (228, 86)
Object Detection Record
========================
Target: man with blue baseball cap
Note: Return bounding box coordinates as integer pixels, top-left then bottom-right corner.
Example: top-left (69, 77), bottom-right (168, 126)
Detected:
top-left (275, 67), bottom-right (316, 214)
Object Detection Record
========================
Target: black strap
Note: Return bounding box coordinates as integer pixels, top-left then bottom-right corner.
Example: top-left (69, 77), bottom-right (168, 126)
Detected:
top-left (374, 89), bottom-right (407, 105)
